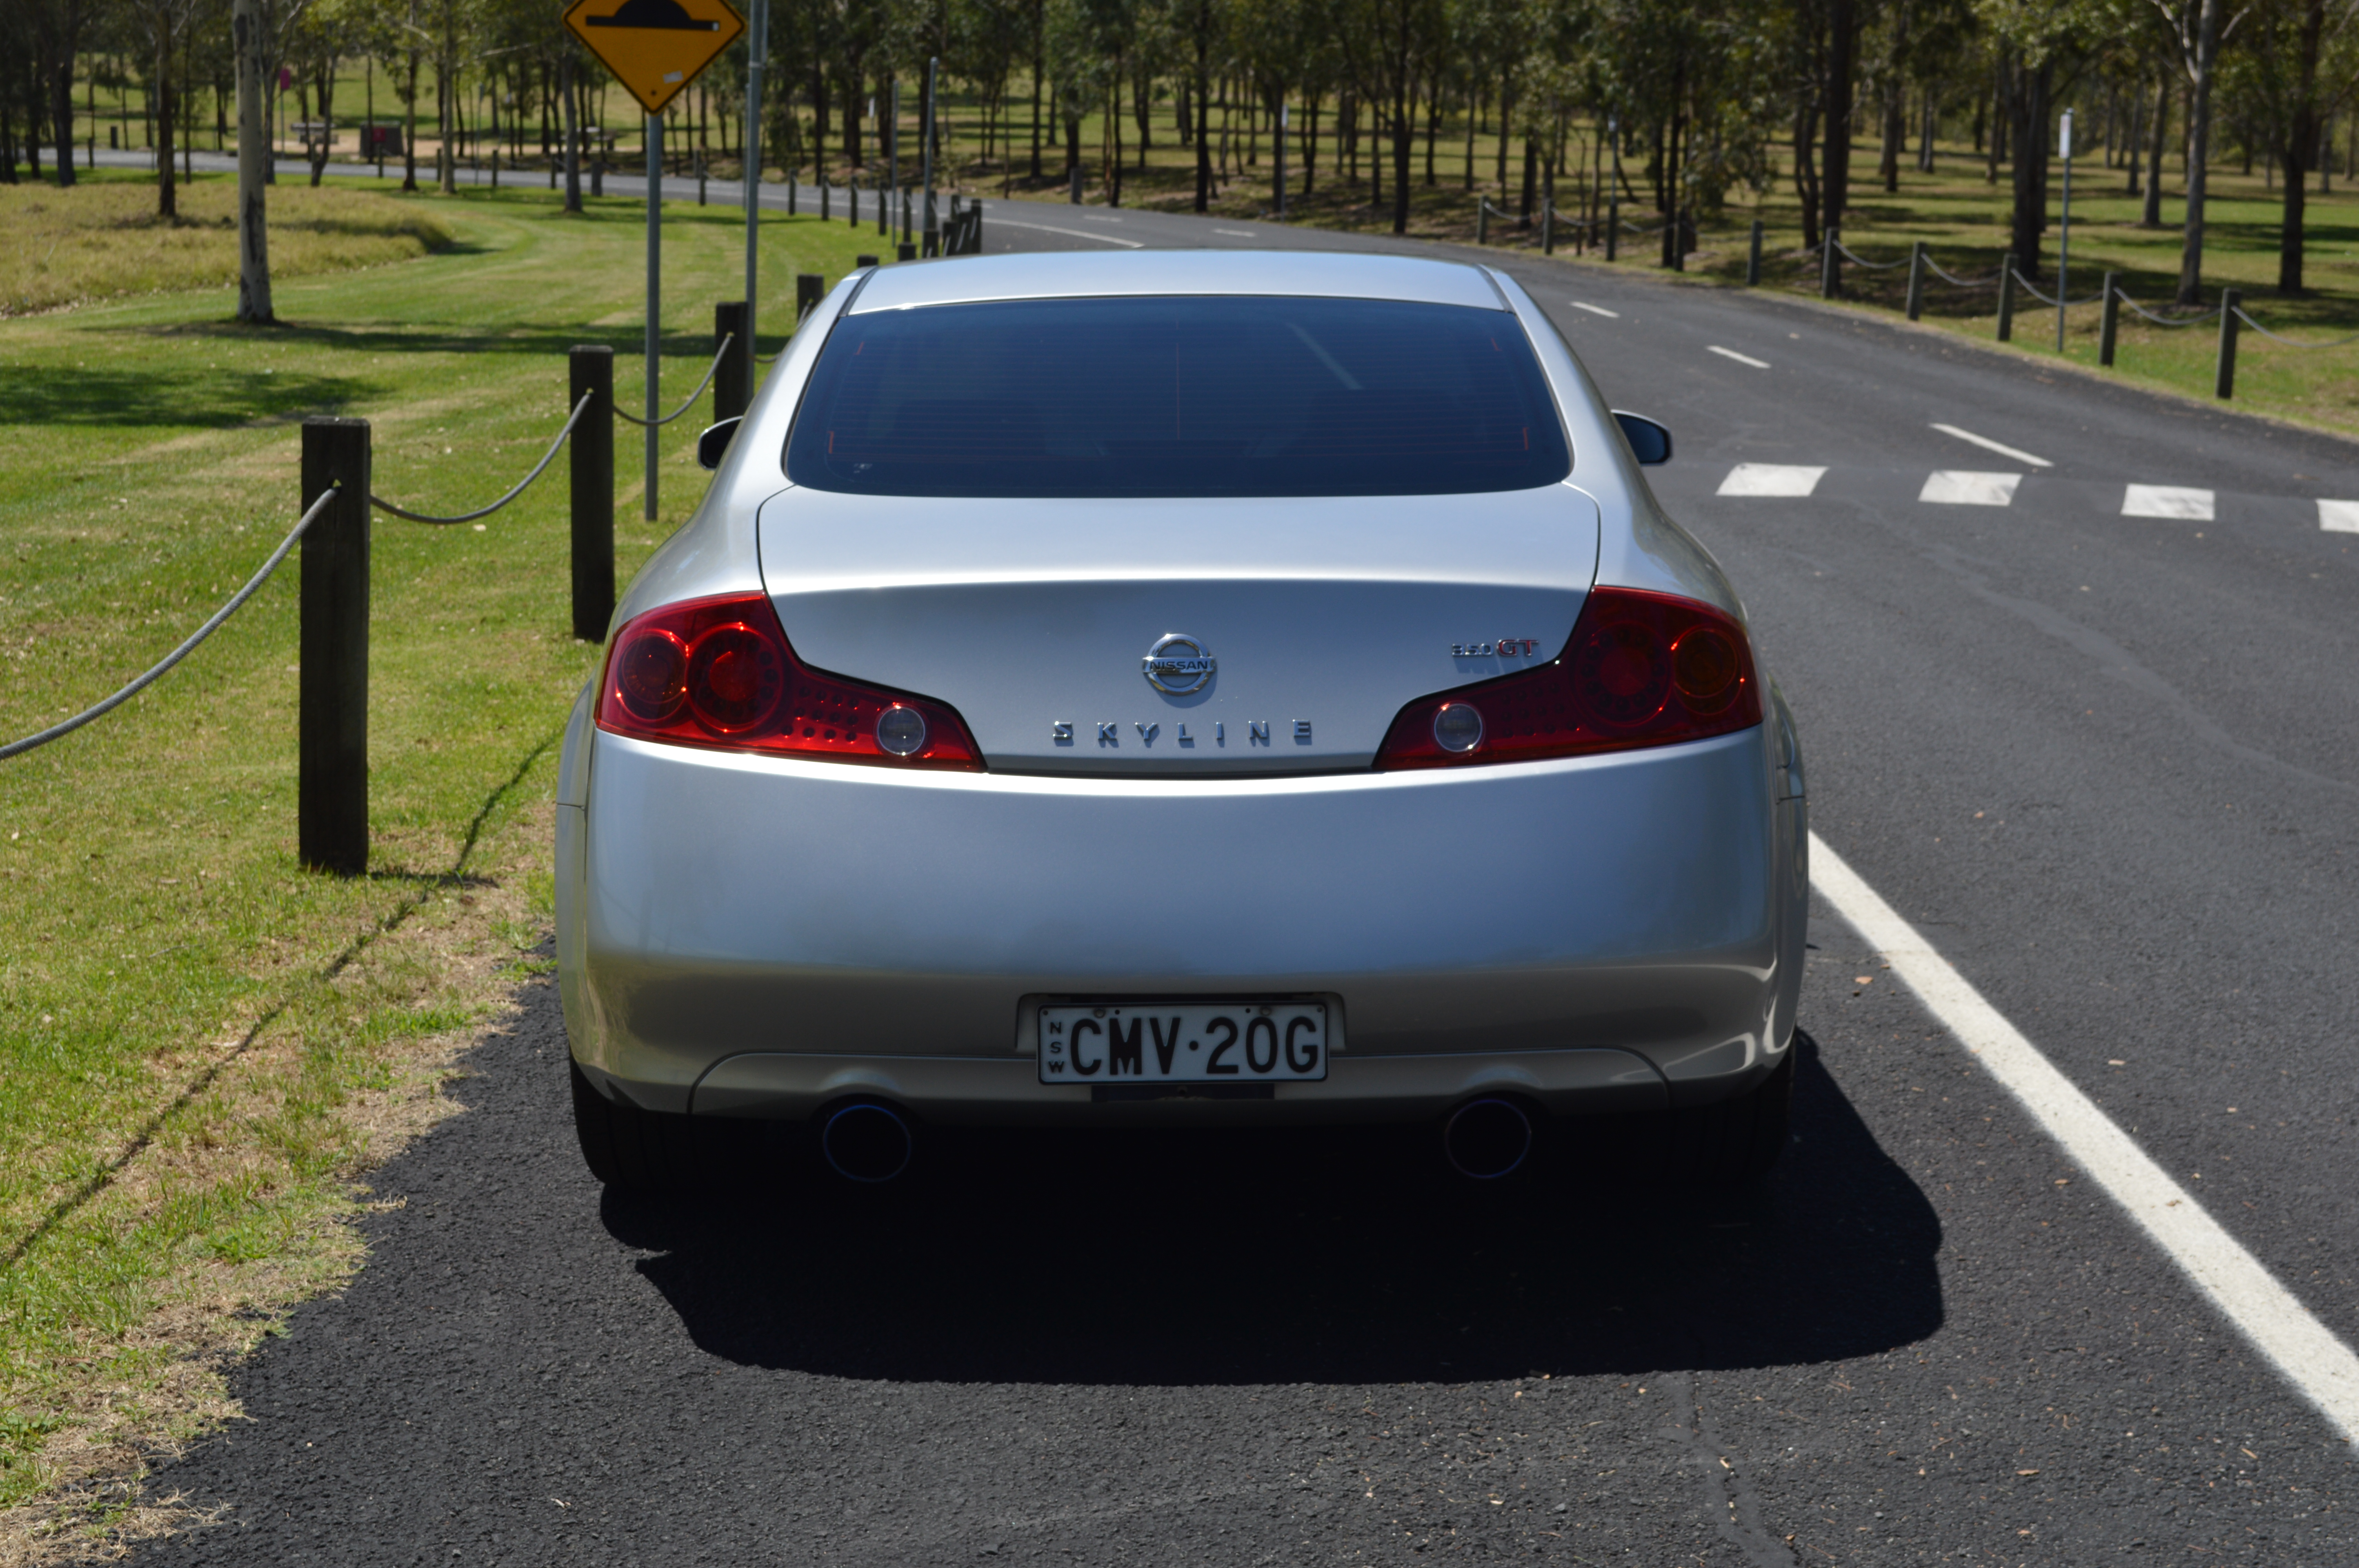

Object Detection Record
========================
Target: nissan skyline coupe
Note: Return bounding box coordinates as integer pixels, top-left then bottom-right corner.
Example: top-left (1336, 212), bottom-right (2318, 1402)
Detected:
top-left (554, 249), bottom-right (1808, 1190)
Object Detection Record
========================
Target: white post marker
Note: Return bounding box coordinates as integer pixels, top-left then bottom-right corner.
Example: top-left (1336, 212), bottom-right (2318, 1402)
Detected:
top-left (2056, 108), bottom-right (2074, 354)
top-left (647, 112), bottom-right (662, 522)
top-left (1809, 831), bottom-right (2359, 1444)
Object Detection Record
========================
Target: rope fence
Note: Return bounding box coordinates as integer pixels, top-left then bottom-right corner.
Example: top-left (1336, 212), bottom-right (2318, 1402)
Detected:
top-left (0, 488), bottom-right (338, 762)
top-left (618, 333), bottom-right (734, 428)
top-left (2229, 307), bottom-right (2359, 350)
top-left (2114, 292), bottom-right (2221, 327)
top-left (370, 390), bottom-right (595, 525)
top-left (2007, 269), bottom-right (2105, 310)
top-left (1832, 239), bottom-right (1909, 271)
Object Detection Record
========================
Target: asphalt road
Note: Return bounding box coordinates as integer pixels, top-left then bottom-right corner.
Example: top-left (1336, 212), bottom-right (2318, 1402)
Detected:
top-left (118, 175), bottom-right (2359, 1563)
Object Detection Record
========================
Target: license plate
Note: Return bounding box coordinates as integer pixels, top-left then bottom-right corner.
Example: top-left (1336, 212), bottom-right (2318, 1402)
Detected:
top-left (1038, 1002), bottom-right (1328, 1085)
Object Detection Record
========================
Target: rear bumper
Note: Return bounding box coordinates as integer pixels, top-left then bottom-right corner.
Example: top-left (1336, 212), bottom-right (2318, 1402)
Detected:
top-left (559, 725), bottom-right (1803, 1122)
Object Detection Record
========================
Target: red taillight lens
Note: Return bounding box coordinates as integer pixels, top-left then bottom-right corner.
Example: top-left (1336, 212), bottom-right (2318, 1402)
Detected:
top-left (1374, 587), bottom-right (1761, 769)
top-left (596, 593), bottom-right (983, 769)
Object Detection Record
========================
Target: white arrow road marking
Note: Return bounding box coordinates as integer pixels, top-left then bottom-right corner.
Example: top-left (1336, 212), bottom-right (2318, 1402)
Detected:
top-left (1810, 831), bottom-right (2359, 1445)
top-left (1717, 463), bottom-right (1826, 498)
top-left (1919, 470), bottom-right (2023, 506)
top-left (2124, 484), bottom-right (2215, 521)
top-left (1707, 345), bottom-right (1770, 368)
top-left (1570, 301), bottom-right (1621, 318)
top-left (1931, 422), bottom-right (2054, 468)
top-left (2316, 499), bottom-right (2359, 532)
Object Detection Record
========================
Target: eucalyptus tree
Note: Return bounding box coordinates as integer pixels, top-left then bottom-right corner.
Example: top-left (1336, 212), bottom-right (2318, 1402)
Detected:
top-left (2147, 0), bottom-right (2249, 302)
top-left (2226, 0), bottom-right (2359, 293)
top-left (1334, 0), bottom-right (1447, 231)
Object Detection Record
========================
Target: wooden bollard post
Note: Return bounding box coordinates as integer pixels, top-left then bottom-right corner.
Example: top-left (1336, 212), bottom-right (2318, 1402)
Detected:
top-left (1905, 242), bottom-right (1926, 321)
top-left (1996, 254), bottom-right (2017, 342)
top-left (1820, 227), bottom-right (1840, 299)
top-left (569, 346), bottom-right (615, 642)
top-left (796, 272), bottom-right (825, 320)
top-left (2216, 288), bottom-right (2241, 400)
top-left (1746, 219), bottom-right (1763, 287)
top-left (1606, 198), bottom-right (1617, 262)
top-left (714, 301), bottom-right (751, 421)
top-left (2098, 273), bottom-right (2121, 367)
top-left (299, 418), bottom-right (371, 877)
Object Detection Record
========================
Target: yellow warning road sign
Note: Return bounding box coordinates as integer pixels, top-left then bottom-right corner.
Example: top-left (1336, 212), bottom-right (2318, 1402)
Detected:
top-left (563, 0), bottom-right (744, 117)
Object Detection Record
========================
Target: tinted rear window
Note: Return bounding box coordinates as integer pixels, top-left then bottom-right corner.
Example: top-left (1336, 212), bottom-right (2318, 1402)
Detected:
top-left (784, 295), bottom-right (1572, 498)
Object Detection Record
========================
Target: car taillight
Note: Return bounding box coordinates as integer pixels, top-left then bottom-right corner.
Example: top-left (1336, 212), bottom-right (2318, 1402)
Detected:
top-left (595, 592), bottom-right (983, 770)
top-left (1374, 587), bottom-right (1761, 769)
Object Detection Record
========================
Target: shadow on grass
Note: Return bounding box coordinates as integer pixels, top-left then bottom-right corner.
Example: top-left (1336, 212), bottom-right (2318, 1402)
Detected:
top-left (0, 367), bottom-right (381, 429)
top-left (607, 1031), bottom-right (1945, 1386)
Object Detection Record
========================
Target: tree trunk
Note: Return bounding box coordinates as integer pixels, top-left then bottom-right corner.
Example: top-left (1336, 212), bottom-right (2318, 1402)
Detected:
top-left (1794, 96), bottom-right (1821, 249)
top-left (561, 53), bottom-right (580, 211)
top-left (2006, 57), bottom-right (2050, 278)
top-left (51, 11), bottom-right (80, 189)
top-left (156, 25), bottom-right (176, 218)
top-left (1879, 3), bottom-right (1907, 193)
top-left (233, 0), bottom-right (273, 322)
top-left (1193, 13), bottom-right (1211, 210)
top-left (2279, 0), bottom-right (2326, 294)
top-left (2177, 0), bottom-right (2224, 305)
top-left (1823, 0), bottom-right (1856, 229)
top-left (1030, 0), bottom-right (1043, 178)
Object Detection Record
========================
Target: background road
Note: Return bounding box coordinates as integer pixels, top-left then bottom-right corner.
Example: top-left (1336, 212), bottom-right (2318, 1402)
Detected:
top-left (124, 183), bottom-right (2358, 1564)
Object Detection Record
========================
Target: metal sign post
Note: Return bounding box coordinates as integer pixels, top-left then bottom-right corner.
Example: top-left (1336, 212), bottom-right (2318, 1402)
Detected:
top-left (2056, 108), bottom-right (2074, 354)
top-left (560, 0), bottom-right (744, 528)
top-left (647, 113), bottom-right (662, 521)
top-left (921, 56), bottom-right (937, 252)
top-left (1276, 103), bottom-right (1287, 220)
top-left (743, 0), bottom-right (766, 354)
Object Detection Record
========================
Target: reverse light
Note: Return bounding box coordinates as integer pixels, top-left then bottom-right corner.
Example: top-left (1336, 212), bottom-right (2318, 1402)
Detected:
top-left (1376, 587), bottom-right (1761, 769)
top-left (596, 593), bottom-right (983, 769)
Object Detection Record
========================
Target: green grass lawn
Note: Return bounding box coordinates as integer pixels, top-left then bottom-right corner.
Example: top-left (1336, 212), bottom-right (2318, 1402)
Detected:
top-left (0, 172), bottom-right (875, 1549)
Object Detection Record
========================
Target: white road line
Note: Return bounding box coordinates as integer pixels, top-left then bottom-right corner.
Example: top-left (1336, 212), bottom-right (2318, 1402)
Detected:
top-left (1570, 301), bottom-right (1620, 318)
top-left (1919, 470), bottom-right (2023, 507)
top-left (1930, 422), bottom-right (2054, 468)
top-left (1707, 345), bottom-right (1770, 368)
top-left (1810, 832), bottom-right (2359, 1445)
top-left (1716, 463), bottom-right (1826, 498)
top-left (2124, 483), bottom-right (2215, 521)
top-left (2317, 500), bottom-right (2359, 533)
top-left (1212, 229), bottom-right (1257, 238)
top-left (981, 216), bottom-right (1146, 248)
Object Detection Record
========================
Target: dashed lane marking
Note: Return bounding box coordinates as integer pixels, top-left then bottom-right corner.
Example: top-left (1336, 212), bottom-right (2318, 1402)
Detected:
top-left (1212, 229), bottom-right (1256, 238)
top-left (1570, 301), bottom-right (1620, 318)
top-left (1931, 422), bottom-right (2054, 468)
top-left (1810, 832), bottom-right (2359, 1446)
top-left (2317, 500), bottom-right (2359, 533)
top-left (1716, 464), bottom-right (1827, 498)
top-left (1707, 345), bottom-right (1770, 368)
top-left (1919, 471), bottom-right (2023, 507)
top-left (2124, 484), bottom-right (2215, 521)
top-left (981, 216), bottom-right (1145, 248)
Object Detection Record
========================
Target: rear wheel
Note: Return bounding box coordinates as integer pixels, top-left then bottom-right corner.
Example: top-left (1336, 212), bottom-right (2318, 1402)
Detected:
top-left (1667, 1037), bottom-right (1797, 1186)
top-left (570, 1059), bottom-right (732, 1194)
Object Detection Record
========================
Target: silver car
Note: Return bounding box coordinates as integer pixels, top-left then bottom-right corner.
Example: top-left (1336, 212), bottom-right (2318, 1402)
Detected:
top-left (555, 250), bottom-right (1807, 1189)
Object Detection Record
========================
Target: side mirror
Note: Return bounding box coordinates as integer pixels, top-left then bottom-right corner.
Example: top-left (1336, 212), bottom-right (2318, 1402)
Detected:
top-left (1612, 411), bottom-right (1673, 466)
top-left (696, 416), bottom-right (743, 471)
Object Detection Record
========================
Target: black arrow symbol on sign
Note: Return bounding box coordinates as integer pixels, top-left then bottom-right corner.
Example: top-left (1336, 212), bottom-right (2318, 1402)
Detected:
top-left (586, 0), bottom-right (718, 29)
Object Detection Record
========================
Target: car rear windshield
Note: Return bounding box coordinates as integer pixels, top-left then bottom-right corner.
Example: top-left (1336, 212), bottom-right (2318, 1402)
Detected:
top-left (784, 294), bottom-right (1572, 498)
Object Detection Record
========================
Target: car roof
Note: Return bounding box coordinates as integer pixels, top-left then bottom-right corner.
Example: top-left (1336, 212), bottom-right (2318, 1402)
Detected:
top-left (844, 249), bottom-right (1511, 314)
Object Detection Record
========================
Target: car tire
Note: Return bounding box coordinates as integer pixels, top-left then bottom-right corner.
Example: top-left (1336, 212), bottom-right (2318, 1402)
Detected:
top-left (1669, 1036), bottom-right (1798, 1185)
top-left (571, 1058), bottom-right (727, 1194)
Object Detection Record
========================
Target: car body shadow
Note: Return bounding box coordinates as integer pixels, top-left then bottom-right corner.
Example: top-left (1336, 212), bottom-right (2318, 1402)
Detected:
top-left (609, 1031), bottom-right (1943, 1385)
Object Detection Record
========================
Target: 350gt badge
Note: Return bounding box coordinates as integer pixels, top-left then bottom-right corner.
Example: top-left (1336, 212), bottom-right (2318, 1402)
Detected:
top-left (1141, 633), bottom-right (1216, 694)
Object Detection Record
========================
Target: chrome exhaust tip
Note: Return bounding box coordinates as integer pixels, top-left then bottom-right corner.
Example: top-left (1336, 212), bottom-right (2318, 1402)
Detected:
top-left (820, 1101), bottom-right (914, 1183)
top-left (1442, 1097), bottom-right (1534, 1180)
